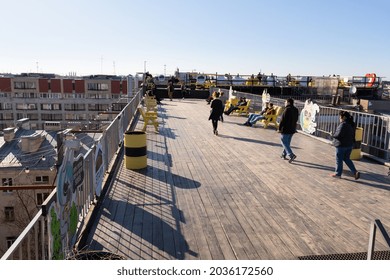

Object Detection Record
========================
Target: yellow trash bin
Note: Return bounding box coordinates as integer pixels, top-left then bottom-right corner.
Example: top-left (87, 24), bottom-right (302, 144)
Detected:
top-left (124, 131), bottom-right (147, 169)
top-left (350, 127), bottom-right (363, 160)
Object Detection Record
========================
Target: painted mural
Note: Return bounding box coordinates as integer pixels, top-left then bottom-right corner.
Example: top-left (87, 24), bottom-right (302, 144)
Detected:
top-left (47, 141), bottom-right (84, 259)
top-left (300, 99), bottom-right (320, 134)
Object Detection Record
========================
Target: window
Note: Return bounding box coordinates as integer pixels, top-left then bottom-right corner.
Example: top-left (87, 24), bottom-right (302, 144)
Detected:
top-left (0, 102), bottom-right (12, 110)
top-left (26, 113), bottom-right (39, 120)
top-left (4, 207), bottom-right (15, 221)
top-left (87, 83), bottom-right (108, 91)
top-left (36, 192), bottom-right (49, 206)
top-left (14, 81), bottom-right (36, 89)
top-left (41, 114), bottom-right (62, 121)
top-left (6, 237), bottom-right (17, 248)
top-left (2, 178), bottom-right (12, 186)
top-left (41, 104), bottom-right (52, 110)
top-left (16, 104), bottom-right (28, 110)
top-left (35, 176), bottom-right (49, 184)
top-left (88, 104), bottom-right (109, 111)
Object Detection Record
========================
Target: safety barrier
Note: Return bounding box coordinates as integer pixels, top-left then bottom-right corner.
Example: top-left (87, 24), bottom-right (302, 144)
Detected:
top-left (215, 88), bottom-right (390, 161)
top-left (1, 89), bottom-right (143, 260)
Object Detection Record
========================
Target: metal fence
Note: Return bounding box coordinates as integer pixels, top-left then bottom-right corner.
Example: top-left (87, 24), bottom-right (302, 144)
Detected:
top-left (1, 89), bottom-right (143, 260)
top-left (216, 88), bottom-right (390, 161)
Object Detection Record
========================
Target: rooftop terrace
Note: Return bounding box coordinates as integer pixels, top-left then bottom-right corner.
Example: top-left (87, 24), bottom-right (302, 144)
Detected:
top-left (78, 98), bottom-right (390, 260)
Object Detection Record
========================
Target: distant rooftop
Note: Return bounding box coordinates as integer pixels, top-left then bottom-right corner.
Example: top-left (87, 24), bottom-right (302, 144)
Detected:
top-left (0, 128), bottom-right (57, 169)
top-left (0, 127), bottom-right (102, 170)
top-left (0, 72), bottom-right (129, 80)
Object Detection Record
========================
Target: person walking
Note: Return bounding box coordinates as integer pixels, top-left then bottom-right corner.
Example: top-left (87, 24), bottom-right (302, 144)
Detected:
top-left (208, 91), bottom-right (224, 135)
top-left (180, 82), bottom-right (186, 99)
top-left (331, 111), bottom-right (360, 179)
top-left (278, 98), bottom-right (299, 163)
top-left (167, 80), bottom-right (174, 101)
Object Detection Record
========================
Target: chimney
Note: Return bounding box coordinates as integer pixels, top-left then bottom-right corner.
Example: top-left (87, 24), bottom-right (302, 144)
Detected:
top-left (3, 127), bottom-right (15, 142)
top-left (19, 132), bottom-right (45, 153)
top-left (16, 118), bottom-right (30, 130)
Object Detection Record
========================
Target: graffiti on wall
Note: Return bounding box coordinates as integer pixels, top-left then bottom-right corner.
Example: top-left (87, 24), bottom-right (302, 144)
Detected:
top-left (300, 99), bottom-right (320, 134)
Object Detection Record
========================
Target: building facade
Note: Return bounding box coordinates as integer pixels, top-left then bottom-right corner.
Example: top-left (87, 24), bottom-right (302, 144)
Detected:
top-left (0, 73), bottom-right (133, 131)
top-left (0, 127), bottom-right (57, 255)
top-left (0, 124), bottom-right (103, 256)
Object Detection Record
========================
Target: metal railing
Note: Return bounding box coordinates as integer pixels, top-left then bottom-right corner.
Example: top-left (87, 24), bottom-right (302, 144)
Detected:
top-left (367, 219), bottom-right (390, 260)
top-left (1, 89), bottom-right (143, 260)
top-left (217, 88), bottom-right (390, 161)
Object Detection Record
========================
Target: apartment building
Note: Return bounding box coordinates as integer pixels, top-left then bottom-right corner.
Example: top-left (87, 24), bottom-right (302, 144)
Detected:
top-left (0, 73), bottom-right (134, 131)
top-left (0, 123), bottom-right (57, 256)
top-left (0, 121), bottom-right (102, 256)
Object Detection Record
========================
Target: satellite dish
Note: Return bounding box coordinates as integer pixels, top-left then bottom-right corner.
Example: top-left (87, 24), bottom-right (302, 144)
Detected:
top-left (349, 86), bottom-right (357, 94)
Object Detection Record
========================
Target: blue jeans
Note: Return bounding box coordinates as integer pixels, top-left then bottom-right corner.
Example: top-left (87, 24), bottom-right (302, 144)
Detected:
top-left (335, 146), bottom-right (357, 176)
top-left (249, 114), bottom-right (265, 124)
top-left (280, 133), bottom-right (294, 157)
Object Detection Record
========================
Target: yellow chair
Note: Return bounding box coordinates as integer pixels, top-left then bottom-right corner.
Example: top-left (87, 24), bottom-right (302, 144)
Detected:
top-left (258, 105), bottom-right (283, 129)
top-left (224, 97), bottom-right (238, 111)
top-left (145, 98), bottom-right (157, 112)
top-left (138, 107), bottom-right (158, 132)
top-left (231, 99), bottom-right (251, 116)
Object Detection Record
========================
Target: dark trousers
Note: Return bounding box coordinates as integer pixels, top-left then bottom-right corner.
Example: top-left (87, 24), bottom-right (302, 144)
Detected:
top-left (212, 119), bottom-right (219, 131)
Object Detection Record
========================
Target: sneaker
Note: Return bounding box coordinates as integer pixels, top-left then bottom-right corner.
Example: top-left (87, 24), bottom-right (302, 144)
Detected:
top-left (288, 154), bottom-right (297, 163)
top-left (215, 130), bottom-right (218, 136)
top-left (280, 154), bottom-right (287, 160)
top-left (330, 174), bottom-right (341, 179)
top-left (354, 171), bottom-right (360, 180)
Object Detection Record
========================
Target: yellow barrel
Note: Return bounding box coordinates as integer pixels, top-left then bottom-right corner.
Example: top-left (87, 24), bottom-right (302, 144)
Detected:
top-left (350, 127), bottom-right (363, 160)
top-left (124, 131), bottom-right (147, 169)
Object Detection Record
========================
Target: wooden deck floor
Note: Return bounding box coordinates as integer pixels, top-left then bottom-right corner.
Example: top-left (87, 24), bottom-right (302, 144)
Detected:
top-left (83, 99), bottom-right (390, 260)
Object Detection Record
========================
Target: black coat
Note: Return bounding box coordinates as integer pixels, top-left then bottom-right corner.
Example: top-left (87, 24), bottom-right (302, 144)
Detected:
top-left (209, 98), bottom-right (224, 121)
top-left (332, 121), bottom-right (355, 147)
top-left (278, 104), bottom-right (299, 134)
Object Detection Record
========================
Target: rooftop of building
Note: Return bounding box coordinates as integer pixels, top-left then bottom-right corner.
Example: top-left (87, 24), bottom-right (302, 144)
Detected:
top-left (0, 72), bottom-right (130, 80)
top-left (0, 126), bottom-right (103, 170)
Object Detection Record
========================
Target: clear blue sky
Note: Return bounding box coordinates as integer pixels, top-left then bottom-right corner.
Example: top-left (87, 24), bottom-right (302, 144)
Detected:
top-left (1, 0), bottom-right (389, 79)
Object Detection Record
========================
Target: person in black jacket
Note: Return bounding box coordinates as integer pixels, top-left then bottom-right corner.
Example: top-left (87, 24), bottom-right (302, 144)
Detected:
top-left (278, 98), bottom-right (299, 163)
top-left (208, 91), bottom-right (224, 135)
top-left (331, 111), bottom-right (360, 179)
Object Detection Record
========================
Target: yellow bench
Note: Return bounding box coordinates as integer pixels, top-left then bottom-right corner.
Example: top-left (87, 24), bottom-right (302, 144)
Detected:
top-left (145, 98), bottom-right (157, 112)
top-left (231, 99), bottom-right (251, 116)
top-left (224, 98), bottom-right (238, 111)
top-left (256, 105), bottom-right (283, 129)
top-left (138, 106), bottom-right (158, 132)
